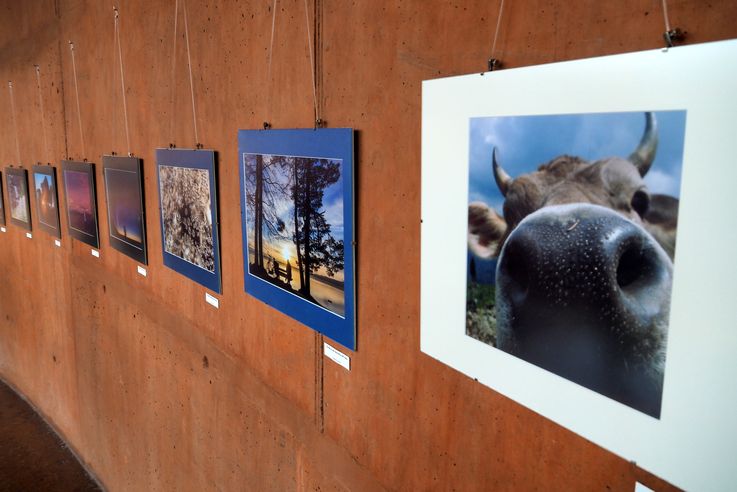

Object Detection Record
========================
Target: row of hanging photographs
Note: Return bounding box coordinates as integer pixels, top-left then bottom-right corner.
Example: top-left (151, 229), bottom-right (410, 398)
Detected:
top-left (0, 128), bottom-right (356, 350)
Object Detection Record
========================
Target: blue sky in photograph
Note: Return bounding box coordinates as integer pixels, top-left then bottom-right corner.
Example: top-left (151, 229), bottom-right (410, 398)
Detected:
top-left (34, 173), bottom-right (51, 193)
top-left (244, 155), bottom-right (344, 257)
top-left (321, 161), bottom-right (344, 238)
top-left (468, 110), bottom-right (687, 214)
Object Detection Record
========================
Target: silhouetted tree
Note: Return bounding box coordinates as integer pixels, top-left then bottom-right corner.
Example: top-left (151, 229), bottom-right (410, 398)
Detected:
top-left (286, 157), bottom-right (343, 297)
top-left (245, 154), bottom-right (288, 270)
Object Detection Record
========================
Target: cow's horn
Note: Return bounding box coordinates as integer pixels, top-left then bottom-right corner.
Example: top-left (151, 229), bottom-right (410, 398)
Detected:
top-left (492, 148), bottom-right (512, 197)
top-left (629, 112), bottom-right (659, 177)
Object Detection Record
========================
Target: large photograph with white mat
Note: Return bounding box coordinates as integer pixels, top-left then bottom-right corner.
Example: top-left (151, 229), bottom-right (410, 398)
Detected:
top-left (421, 40), bottom-right (737, 492)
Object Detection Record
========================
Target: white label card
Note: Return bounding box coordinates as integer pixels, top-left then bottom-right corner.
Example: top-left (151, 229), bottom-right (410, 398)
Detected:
top-left (26, 232), bottom-right (32, 239)
top-left (205, 292), bottom-right (219, 308)
top-left (324, 342), bottom-right (351, 370)
top-left (54, 239), bottom-right (61, 247)
top-left (91, 249), bottom-right (100, 258)
top-left (0, 227), bottom-right (5, 232)
top-left (137, 266), bottom-right (147, 277)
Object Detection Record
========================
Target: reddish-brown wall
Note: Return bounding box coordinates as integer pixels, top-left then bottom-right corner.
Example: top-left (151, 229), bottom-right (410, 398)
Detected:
top-left (0, 1), bottom-right (734, 490)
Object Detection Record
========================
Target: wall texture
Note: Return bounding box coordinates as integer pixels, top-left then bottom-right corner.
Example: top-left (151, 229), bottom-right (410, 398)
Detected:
top-left (0, 0), bottom-right (734, 490)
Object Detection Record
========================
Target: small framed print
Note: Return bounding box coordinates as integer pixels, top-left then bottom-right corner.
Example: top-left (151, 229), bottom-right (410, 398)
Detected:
top-left (4, 167), bottom-right (32, 231)
top-left (102, 155), bottom-right (147, 264)
top-left (156, 148), bottom-right (222, 293)
top-left (32, 164), bottom-right (61, 238)
top-left (61, 160), bottom-right (100, 248)
top-left (0, 171), bottom-right (6, 227)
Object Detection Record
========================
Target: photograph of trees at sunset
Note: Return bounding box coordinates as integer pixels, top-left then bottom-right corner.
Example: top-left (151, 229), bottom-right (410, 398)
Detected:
top-left (244, 153), bottom-right (345, 317)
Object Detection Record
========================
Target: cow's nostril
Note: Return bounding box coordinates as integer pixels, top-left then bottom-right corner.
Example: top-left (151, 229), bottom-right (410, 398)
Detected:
top-left (616, 241), bottom-right (655, 291)
top-left (500, 247), bottom-right (530, 305)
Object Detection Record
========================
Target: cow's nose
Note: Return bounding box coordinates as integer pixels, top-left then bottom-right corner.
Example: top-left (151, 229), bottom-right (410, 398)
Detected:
top-left (496, 203), bottom-right (672, 333)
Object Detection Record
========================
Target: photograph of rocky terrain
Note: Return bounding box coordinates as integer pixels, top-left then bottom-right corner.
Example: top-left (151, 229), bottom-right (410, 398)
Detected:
top-left (159, 165), bottom-right (215, 272)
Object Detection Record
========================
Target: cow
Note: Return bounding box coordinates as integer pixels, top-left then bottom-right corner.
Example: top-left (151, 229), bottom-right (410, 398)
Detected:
top-left (467, 113), bottom-right (678, 417)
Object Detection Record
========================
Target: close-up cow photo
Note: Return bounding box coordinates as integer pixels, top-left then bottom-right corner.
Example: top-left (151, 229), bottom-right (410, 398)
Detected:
top-left (466, 110), bottom-right (686, 418)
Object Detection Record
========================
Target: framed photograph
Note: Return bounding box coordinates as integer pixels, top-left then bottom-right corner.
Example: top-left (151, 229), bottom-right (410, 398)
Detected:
top-left (32, 164), bottom-right (61, 238)
top-left (0, 171), bottom-right (5, 227)
top-left (102, 155), bottom-right (147, 264)
top-left (4, 167), bottom-right (31, 231)
top-left (156, 148), bottom-right (221, 293)
top-left (61, 160), bottom-right (100, 248)
top-left (238, 128), bottom-right (356, 350)
top-left (422, 40), bottom-right (737, 491)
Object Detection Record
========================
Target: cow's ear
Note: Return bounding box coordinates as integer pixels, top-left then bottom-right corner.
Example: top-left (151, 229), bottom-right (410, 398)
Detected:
top-left (468, 202), bottom-right (507, 259)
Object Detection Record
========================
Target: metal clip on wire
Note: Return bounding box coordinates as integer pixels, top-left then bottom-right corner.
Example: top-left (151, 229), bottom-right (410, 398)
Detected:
top-left (664, 28), bottom-right (685, 48)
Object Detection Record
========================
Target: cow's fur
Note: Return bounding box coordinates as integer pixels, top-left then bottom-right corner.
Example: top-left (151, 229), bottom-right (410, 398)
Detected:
top-left (469, 155), bottom-right (678, 262)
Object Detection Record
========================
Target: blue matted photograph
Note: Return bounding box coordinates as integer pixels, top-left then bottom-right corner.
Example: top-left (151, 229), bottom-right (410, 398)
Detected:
top-left (238, 128), bottom-right (356, 350)
top-left (156, 148), bottom-right (221, 293)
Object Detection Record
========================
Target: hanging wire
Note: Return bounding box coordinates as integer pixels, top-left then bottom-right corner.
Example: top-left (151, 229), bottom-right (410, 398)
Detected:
top-left (169, 0), bottom-right (179, 146)
top-left (69, 41), bottom-right (87, 159)
top-left (661, 0), bottom-right (684, 48)
top-left (182, 0), bottom-right (200, 148)
top-left (661, 0), bottom-right (672, 32)
top-left (264, 0), bottom-right (278, 129)
top-left (111, 10), bottom-right (117, 154)
top-left (114, 6), bottom-right (132, 155)
top-left (303, 0), bottom-right (320, 127)
top-left (34, 65), bottom-right (50, 163)
top-left (488, 0), bottom-right (506, 71)
top-left (8, 81), bottom-right (22, 164)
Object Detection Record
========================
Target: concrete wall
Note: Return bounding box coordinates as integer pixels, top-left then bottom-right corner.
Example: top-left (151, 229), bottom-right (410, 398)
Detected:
top-left (0, 0), bottom-right (734, 490)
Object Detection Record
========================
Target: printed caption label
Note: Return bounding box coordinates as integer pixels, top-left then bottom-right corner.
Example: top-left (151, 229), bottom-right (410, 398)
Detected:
top-left (26, 232), bottom-right (32, 239)
top-left (324, 342), bottom-right (351, 370)
top-left (205, 292), bottom-right (219, 308)
top-left (91, 249), bottom-right (100, 258)
top-left (137, 265), bottom-right (147, 277)
top-left (54, 239), bottom-right (61, 247)
top-left (0, 226), bottom-right (5, 232)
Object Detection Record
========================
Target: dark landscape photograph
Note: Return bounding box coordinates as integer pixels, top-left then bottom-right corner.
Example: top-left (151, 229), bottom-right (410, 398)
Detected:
top-left (64, 169), bottom-right (97, 238)
top-left (0, 172), bottom-right (5, 226)
top-left (7, 171), bottom-right (30, 225)
top-left (34, 171), bottom-right (59, 230)
top-left (244, 153), bottom-right (345, 317)
top-left (105, 168), bottom-right (144, 250)
top-left (159, 165), bottom-right (215, 272)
